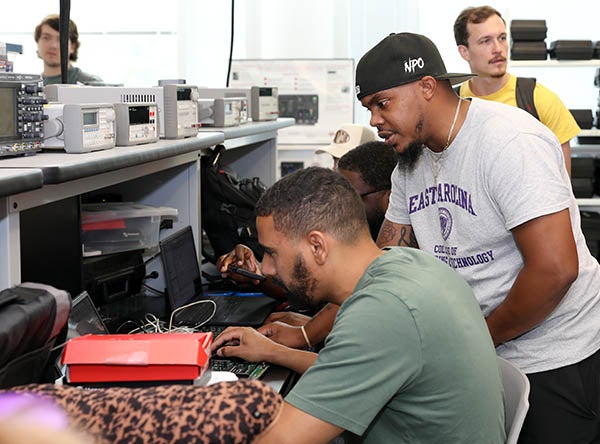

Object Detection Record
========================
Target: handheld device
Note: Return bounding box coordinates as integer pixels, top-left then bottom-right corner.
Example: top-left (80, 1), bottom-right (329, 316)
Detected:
top-left (227, 264), bottom-right (266, 282)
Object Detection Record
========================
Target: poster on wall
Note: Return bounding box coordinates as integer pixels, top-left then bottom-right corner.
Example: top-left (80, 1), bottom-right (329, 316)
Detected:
top-left (229, 58), bottom-right (354, 145)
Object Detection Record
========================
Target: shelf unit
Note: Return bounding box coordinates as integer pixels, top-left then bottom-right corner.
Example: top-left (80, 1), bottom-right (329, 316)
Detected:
top-left (510, 58), bottom-right (600, 207)
top-left (508, 57), bottom-right (600, 113)
top-left (578, 129), bottom-right (600, 136)
top-left (0, 135), bottom-right (222, 294)
top-left (510, 60), bottom-right (600, 68)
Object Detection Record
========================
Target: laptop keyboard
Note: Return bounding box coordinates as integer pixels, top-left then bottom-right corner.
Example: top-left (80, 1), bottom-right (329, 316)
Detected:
top-left (209, 358), bottom-right (270, 379)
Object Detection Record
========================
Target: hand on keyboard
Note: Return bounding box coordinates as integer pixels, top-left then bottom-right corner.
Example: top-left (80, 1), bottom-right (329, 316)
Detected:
top-left (211, 326), bottom-right (283, 364)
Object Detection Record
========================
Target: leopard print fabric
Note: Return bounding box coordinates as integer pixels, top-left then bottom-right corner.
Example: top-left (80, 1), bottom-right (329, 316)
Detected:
top-left (7, 379), bottom-right (282, 444)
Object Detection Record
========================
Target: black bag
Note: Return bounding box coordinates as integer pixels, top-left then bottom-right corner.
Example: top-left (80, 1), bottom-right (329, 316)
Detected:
top-left (201, 145), bottom-right (266, 264)
top-left (0, 283), bottom-right (70, 388)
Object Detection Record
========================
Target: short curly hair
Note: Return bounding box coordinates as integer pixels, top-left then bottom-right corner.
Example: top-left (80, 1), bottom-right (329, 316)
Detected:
top-left (256, 167), bottom-right (368, 243)
top-left (337, 141), bottom-right (397, 193)
top-left (34, 14), bottom-right (80, 62)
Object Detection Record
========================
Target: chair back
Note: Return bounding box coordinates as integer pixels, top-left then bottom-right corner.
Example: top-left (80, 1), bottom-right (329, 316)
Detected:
top-left (497, 356), bottom-right (530, 444)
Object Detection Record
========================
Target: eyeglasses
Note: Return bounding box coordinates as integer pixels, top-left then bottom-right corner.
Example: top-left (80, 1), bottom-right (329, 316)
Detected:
top-left (359, 189), bottom-right (388, 198)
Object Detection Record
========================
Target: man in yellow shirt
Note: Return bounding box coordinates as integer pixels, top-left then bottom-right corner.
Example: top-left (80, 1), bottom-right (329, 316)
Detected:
top-left (453, 5), bottom-right (580, 175)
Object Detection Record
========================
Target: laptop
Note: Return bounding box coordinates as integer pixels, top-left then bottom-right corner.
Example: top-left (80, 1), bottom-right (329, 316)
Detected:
top-left (159, 225), bottom-right (277, 327)
top-left (67, 291), bottom-right (110, 340)
top-left (55, 291), bottom-right (109, 379)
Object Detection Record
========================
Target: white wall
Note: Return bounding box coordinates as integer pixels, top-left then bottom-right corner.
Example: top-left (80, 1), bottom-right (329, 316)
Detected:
top-left (2, 1), bottom-right (598, 118)
top-left (2, 1), bottom-right (180, 86)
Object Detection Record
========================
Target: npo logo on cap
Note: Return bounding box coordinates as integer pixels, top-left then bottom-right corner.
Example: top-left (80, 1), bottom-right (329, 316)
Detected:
top-left (405, 57), bottom-right (425, 73)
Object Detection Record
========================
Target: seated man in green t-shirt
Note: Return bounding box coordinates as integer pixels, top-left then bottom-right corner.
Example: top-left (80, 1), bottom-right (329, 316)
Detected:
top-left (249, 140), bottom-right (398, 349)
top-left (211, 167), bottom-right (505, 444)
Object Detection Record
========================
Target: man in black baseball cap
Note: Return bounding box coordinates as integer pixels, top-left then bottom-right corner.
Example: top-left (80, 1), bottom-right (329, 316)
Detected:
top-left (355, 32), bottom-right (474, 100)
top-left (355, 32), bottom-right (474, 170)
top-left (360, 32), bottom-right (600, 444)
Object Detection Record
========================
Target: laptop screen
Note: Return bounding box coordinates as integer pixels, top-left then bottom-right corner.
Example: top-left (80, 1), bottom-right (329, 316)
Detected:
top-left (67, 291), bottom-right (109, 340)
top-left (159, 225), bottom-right (203, 310)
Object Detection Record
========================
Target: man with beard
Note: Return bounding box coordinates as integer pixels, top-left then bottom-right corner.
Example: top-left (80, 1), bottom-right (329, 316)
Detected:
top-left (356, 32), bottom-right (600, 444)
top-left (211, 167), bottom-right (505, 444)
top-left (453, 5), bottom-right (579, 175)
top-left (218, 141), bottom-right (397, 350)
top-left (34, 14), bottom-right (103, 86)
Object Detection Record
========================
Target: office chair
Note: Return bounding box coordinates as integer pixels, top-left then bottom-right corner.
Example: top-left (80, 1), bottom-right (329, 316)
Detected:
top-left (497, 356), bottom-right (530, 444)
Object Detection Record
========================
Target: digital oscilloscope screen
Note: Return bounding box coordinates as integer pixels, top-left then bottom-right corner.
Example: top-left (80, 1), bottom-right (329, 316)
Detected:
top-left (0, 88), bottom-right (16, 139)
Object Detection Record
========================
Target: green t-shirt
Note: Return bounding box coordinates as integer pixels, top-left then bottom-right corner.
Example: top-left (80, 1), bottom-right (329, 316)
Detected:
top-left (43, 66), bottom-right (102, 86)
top-left (286, 247), bottom-right (505, 444)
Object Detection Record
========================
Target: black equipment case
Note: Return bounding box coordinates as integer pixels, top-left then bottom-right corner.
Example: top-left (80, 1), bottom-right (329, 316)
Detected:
top-left (549, 40), bottom-right (594, 60)
top-left (511, 41), bottom-right (548, 61)
top-left (594, 41), bottom-right (600, 59)
top-left (571, 178), bottom-right (595, 198)
top-left (510, 20), bottom-right (547, 41)
top-left (569, 109), bottom-right (594, 129)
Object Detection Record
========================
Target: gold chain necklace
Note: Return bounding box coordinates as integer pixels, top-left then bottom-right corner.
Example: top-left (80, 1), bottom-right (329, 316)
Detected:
top-left (429, 98), bottom-right (463, 184)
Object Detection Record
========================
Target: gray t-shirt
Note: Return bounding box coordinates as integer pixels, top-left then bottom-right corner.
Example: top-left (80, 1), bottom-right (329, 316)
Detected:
top-left (386, 97), bottom-right (600, 373)
top-left (286, 247), bottom-right (505, 444)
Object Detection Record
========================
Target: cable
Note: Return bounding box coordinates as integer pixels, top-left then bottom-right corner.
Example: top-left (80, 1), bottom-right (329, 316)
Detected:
top-left (142, 283), bottom-right (164, 296)
top-left (42, 118), bottom-right (64, 140)
top-left (143, 250), bottom-right (161, 266)
top-left (115, 319), bottom-right (144, 334)
top-left (144, 271), bottom-right (159, 280)
top-left (50, 340), bottom-right (68, 353)
top-left (59, 0), bottom-right (70, 84)
top-left (168, 299), bottom-right (217, 331)
top-left (225, 0), bottom-right (235, 87)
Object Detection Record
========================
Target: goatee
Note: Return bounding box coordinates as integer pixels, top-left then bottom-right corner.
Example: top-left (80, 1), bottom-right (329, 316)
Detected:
top-left (396, 141), bottom-right (424, 172)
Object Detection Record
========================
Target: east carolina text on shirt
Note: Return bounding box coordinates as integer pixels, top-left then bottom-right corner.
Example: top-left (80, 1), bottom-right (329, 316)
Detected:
top-left (408, 183), bottom-right (477, 216)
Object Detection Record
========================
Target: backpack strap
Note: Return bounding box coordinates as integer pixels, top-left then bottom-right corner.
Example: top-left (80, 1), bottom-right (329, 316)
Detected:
top-left (515, 77), bottom-right (540, 121)
top-left (456, 77), bottom-right (540, 121)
